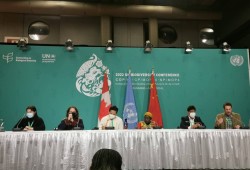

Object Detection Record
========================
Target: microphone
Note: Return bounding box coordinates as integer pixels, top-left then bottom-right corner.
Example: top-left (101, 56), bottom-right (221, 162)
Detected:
top-left (13, 113), bottom-right (26, 131)
top-left (103, 117), bottom-right (114, 130)
top-left (73, 118), bottom-right (81, 130)
top-left (124, 118), bottom-right (128, 129)
top-left (230, 115), bottom-right (249, 129)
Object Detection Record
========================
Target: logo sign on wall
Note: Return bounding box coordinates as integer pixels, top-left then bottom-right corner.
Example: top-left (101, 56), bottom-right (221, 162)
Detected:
top-left (230, 55), bottom-right (244, 66)
top-left (2, 52), bottom-right (56, 64)
top-left (2, 52), bottom-right (13, 63)
top-left (75, 54), bottom-right (111, 97)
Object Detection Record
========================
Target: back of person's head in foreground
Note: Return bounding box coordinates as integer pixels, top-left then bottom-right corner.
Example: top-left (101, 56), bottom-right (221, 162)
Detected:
top-left (90, 148), bottom-right (122, 170)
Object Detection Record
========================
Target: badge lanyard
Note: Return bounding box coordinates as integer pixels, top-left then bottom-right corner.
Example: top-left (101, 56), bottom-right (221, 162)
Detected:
top-left (28, 121), bottom-right (34, 127)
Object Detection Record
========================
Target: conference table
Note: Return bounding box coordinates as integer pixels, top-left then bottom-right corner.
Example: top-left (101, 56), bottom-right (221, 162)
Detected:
top-left (0, 129), bottom-right (250, 170)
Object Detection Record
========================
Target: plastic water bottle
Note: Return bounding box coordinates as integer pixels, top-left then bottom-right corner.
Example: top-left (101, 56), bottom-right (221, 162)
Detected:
top-left (0, 119), bottom-right (4, 132)
top-left (124, 119), bottom-right (128, 129)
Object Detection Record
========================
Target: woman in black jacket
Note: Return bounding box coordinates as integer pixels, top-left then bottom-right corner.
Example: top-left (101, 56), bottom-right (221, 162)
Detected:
top-left (13, 105), bottom-right (45, 131)
top-left (57, 106), bottom-right (84, 130)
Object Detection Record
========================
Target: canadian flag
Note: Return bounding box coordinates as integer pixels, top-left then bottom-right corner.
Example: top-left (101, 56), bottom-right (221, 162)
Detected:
top-left (98, 72), bottom-right (111, 124)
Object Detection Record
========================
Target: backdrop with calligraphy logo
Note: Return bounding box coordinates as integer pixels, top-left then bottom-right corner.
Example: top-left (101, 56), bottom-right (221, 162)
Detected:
top-left (0, 44), bottom-right (249, 130)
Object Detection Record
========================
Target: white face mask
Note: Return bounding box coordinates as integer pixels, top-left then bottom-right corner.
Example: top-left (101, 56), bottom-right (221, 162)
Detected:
top-left (109, 114), bottom-right (116, 120)
top-left (189, 112), bottom-right (196, 119)
top-left (26, 112), bottom-right (34, 118)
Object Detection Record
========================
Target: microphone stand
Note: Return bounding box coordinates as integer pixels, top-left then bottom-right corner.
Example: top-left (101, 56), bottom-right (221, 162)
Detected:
top-left (73, 118), bottom-right (81, 130)
top-left (231, 115), bottom-right (249, 129)
top-left (13, 113), bottom-right (26, 131)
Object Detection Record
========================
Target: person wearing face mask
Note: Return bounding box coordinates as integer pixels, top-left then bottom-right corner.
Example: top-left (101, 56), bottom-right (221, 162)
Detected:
top-left (179, 105), bottom-right (206, 129)
top-left (137, 112), bottom-right (157, 129)
top-left (57, 106), bottom-right (84, 130)
top-left (13, 105), bottom-right (45, 131)
top-left (100, 105), bottom-right (124, 130)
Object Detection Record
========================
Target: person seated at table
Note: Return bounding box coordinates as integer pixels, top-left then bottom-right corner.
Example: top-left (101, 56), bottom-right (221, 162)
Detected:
top-left (179, 105), bottom-right (206, 129)
top-left (57, 106), bottom-right (84, 130)
top-left (100, 105), bottom-right (124, 130)
top-left (13, 105), bottom-right (45, 131)
top-left (137, 112), bottom-right (157, 129)
top-left (214, 102), bottom-right (242, 129)
top-left (90, 148), bottom-right (123, 170)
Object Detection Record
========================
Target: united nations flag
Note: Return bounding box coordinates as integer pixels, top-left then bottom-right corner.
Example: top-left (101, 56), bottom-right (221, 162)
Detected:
top-left (123, 71), bottom-right (138, 129)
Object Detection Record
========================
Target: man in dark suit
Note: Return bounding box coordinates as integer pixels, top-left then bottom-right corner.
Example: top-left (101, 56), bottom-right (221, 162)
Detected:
top-left (179, 105), bottom-right (206, 129)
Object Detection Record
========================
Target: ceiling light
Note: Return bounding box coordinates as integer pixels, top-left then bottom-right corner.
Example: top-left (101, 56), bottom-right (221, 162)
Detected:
top-left (17, 38), bottom-right (28, 51)
top-left (144, 40), bottom-right (153, 53)
top-left (202, 38), bottom-right (207, 43)
top-left (185, 41), bottom-right (193, 54)
top-left (106, 40), bottom-right (113, 52)
top-left (222, 42), bottom-right (231, 54)
top-left (65, 39), bottom-right (74, 51)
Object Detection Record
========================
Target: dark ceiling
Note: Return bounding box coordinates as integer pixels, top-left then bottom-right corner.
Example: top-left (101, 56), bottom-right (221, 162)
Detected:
top-left (0, 0), bottom-right (249, 48)
top-left (70, 0), bottom-right (231, 11)
top-left (59, 0), bottom-right (250, 48)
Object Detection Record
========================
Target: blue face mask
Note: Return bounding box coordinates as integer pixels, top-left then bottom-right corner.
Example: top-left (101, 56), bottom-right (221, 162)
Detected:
top-left (26, 112), bottom-right (34, 118)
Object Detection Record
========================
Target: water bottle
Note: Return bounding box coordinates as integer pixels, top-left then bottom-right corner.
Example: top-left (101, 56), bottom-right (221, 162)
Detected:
top-left (124, 119), bottom-right (128, 129)
top-left (0, 119), bottom-right (4, 132)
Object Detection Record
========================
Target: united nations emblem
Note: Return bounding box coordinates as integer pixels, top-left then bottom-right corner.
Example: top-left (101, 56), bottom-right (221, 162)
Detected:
top-left (123, 103), bottom-right (138, 124)
top-left (230, 55), bottom-right (244, 66)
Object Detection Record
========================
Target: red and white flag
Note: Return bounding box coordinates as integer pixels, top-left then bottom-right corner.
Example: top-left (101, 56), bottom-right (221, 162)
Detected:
top-left (148, 70), bottom-right (163, 127)
top-left (98, 72), bottom-right (111, 125)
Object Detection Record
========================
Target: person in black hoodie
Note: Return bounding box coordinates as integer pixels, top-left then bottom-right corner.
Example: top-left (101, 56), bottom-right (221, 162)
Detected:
top-left (13, 105), bottom-right (45, 131)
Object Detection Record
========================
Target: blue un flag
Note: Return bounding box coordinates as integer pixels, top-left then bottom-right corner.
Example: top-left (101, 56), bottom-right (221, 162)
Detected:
top-left (123, 73), bottom-right (138, 129)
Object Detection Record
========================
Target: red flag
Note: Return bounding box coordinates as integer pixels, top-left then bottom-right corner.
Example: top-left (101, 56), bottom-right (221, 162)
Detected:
top-left (98, 73), bottom-right (111, 123)
top-left (148, 73), bottom-right (163, 127)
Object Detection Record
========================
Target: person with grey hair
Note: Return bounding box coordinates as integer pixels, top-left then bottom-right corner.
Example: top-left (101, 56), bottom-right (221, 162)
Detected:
top-left (90, 148), bottom-right (122, 170)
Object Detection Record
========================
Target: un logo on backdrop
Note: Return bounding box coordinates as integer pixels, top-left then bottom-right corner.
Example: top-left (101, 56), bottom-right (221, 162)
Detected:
top-left (230, 55), bottom-right (244, 66)
top-left (75, 54), bottom-right (111, 97)
top-left (124, 103), bottom-right (138, 124)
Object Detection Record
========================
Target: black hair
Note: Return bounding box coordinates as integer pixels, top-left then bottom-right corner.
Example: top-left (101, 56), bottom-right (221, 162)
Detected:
top-left (66, 106), bottom-right (79, 119)
top-left (223, 102), bottom-right (232, 109)
top-left (109, 105), bottom-right (118, 113)
top-left (26, 105), bottom-right (37, 113)
top-left (187, 105), bottom-right (196, 112)
top-left (90, 148), bottom-right (122, 170)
